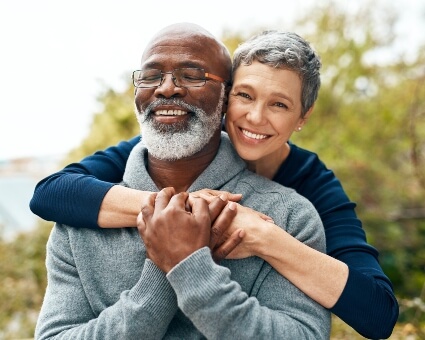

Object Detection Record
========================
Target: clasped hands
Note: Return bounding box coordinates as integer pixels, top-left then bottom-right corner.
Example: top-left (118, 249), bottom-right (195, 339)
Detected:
top-left (137, 187), bottom-right (273, 273)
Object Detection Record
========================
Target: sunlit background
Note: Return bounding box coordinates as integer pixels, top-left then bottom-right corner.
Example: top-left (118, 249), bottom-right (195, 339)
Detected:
top-left (1, 0), bottom-right (425, 338)
top-left (0, 0), bottom-right (424, 161)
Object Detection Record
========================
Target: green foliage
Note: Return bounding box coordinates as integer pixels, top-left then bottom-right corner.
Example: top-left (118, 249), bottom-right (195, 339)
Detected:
top-left (64, 79), bottom-right (140, 165)
top-left (0, 220), bottom-right (52, 339)
top-left (288, 4), bottom-right (425, 307)
top-left (221, 3), bottom-right (425, 309)
top-left (2, 0), bottom-right (425, 337)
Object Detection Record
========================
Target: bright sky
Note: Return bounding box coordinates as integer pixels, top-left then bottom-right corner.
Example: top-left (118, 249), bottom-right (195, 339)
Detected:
top-left (1, 0), bottom-right (424, 161)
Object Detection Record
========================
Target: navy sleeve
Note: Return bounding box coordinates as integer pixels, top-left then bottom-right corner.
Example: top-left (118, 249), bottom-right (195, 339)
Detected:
top-left (29, 134), bottom-right (399, 337)
top-left (275, 143), bottom-right (398, 339)
top-left (29, 136), bottom-right (140, 229)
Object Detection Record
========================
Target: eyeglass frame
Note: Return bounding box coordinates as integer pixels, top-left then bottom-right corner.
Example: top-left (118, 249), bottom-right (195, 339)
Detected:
top-left (132, 68), bottom-right (227, 89)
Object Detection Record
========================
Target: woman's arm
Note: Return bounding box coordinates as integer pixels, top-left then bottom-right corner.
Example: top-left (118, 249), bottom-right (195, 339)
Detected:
top-left (30, 136), bottom-right (141, 228)
top-left (98, 185), bottom-right (148, 227)
top-left (30, 136), bottom-right (241, 229)
top-left (201, 140), bottom-right (399, 339)
top-left (274, 143), bottom-right (399, 338)
top-left (217, 203), bottom-right (349, 308)
top-left (30, 136), bottom-right (398, 338)
top-left (211, 196), bottom-right (396, 339)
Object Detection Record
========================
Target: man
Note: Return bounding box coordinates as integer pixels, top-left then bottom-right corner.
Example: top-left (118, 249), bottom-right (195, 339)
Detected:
top-left (35, 23), bottom-right (330, 339)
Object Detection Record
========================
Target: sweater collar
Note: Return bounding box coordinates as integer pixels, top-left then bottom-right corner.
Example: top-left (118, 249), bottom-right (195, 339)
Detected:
top-left (122, 132), bottom-right (246, 192)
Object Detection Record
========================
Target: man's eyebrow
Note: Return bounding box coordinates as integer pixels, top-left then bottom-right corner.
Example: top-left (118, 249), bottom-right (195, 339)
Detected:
top-left (140, 62), bottom-right (161, 70)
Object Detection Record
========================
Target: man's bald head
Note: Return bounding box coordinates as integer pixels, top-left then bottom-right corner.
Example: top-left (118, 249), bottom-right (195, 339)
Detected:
top-left (134, 23), bottom-right (232, 162)
top-left (141, 22), bottom-right (232, 82)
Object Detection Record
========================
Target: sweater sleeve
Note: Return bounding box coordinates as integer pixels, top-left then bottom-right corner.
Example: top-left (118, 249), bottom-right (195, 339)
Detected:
top-left (167, 195), bottom-right (331, 340)
top-left (29, 136), bottom-right (139, 229)
top-left (35, 225), bottom-right (178, 339)
top-left (168, 248), bottom-right (330, 340)
top-left (278, 143), bottom-right (399, 339)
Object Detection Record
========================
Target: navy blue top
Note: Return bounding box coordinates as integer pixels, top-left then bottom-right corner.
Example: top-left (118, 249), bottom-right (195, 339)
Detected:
top-left (30, 135), bottom-right (398, 339)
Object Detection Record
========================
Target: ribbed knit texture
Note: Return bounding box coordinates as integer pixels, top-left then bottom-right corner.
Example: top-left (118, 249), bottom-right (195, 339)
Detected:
top-left (30, 133), bottom-right (398, 338)
top-left (35, 134), bottom-right (330, 339)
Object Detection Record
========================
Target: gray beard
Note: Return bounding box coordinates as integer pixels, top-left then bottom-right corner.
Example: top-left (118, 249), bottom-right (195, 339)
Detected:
top-left (136, 85), bottom-right (225, 161)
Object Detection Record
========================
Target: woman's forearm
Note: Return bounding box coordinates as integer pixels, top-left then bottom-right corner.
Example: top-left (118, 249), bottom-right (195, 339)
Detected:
top-left (254, 223), bottom-right (348, 308)
top-left (224, 206), bottom-right (348, 308)
top-left (99, 186), bottom-right (348, 308)
top-left (98, 185), bottom-right (151, 228)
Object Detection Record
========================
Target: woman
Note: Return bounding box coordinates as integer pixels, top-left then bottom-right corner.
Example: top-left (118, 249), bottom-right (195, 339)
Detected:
top-left (30, 30), bottom-right (398, 338)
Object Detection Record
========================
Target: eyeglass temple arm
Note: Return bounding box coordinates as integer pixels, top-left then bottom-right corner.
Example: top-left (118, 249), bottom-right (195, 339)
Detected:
top-left (205, 73), bottom-right (226, 83)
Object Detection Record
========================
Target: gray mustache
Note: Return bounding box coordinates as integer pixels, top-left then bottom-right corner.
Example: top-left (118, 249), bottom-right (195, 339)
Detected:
top-left (140, 99), bottom-right (198, 123)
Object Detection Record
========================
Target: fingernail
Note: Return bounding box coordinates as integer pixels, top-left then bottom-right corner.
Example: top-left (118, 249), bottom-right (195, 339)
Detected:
top-left (219, 194), bottom-right (227, 201)
top-left (228, 202), bottom-right (236, 210)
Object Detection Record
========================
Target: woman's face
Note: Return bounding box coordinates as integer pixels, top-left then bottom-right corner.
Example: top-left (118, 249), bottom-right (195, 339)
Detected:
top-left (225, 61), bottom-right (312, 163)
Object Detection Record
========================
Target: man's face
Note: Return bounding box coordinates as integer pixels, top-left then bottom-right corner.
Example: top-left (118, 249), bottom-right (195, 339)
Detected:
top-left (134, 30), bottom-right (228, 161)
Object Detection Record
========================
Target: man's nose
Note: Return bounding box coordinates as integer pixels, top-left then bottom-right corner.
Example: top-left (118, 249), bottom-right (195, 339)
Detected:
top-left (154, 73), bottom-right (186, 98)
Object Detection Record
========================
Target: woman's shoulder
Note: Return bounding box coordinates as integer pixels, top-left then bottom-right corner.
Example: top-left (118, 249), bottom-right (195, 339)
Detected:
top-left (287, 142), bottom-right (325, 167)
top-left (276, 142), bottom-right (354, 210)
top-left (276, 142), bottom-right (333, 186)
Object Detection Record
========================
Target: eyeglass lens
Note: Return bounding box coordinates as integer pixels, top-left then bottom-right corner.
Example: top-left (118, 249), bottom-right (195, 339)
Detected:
top-left (133, 68), bottom-right (207, 88)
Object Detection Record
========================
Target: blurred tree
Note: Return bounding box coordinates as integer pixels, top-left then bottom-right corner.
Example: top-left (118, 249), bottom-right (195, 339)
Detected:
top-left (0, 220), bottom-right (52, 339)
top-left (289, 4), bottom-right (425, 309)
top-left (3, 0), bottom-right (424, 337)
top-left (63, 0), bottom-right (425, 314)
top-left (64, 79), bottom-right (140, 165)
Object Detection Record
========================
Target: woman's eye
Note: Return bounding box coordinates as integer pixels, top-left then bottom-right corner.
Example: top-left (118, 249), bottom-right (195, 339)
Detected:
top-left (275, 102), bottom-right (288, 109)
top-left (237, 92), bottom-right (251, 99)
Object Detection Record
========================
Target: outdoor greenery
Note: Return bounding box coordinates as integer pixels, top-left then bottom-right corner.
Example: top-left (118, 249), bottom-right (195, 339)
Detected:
top-left (1, 1), bottom-right (424, 338)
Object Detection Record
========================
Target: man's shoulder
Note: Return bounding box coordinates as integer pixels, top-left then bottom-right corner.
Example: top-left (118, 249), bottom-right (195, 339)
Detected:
top-left (235, 170), bottom-right (325, 250)
top-left (49, 222), bottom-right (138, 245)
top-left (235, 170), bottom-right (320, 220)
top-left (237, 169), bottom-right (297, 196)
top-left (234, 169), bottom-right (314, 214)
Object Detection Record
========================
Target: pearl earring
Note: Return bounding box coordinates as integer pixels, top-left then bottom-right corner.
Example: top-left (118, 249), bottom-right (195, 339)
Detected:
top-left (297, 127), bottom-right (302, 131)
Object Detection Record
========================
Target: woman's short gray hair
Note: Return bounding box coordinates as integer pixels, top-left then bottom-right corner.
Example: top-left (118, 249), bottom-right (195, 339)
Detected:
top-left (232, 30), bottom-right (321, 116)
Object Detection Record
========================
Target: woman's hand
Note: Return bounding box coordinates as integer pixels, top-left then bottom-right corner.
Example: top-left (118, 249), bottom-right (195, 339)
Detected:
top-left (190, 190), bottom-right (275, 262)
top-left (212, 203), bottom-right (276, 261)
top-left (190, 189), bottom-right (242, 203)
top-left (191, 189), bottom-right (273, 223)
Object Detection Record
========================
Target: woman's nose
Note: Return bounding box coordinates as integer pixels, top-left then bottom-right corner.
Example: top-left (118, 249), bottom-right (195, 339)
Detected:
top-left (246, 104), bottom-right (267, 125)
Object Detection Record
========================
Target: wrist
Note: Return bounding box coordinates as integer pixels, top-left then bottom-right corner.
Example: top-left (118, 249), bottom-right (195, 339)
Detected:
top-left (98, 186), bottom-right (152, 228)
top-left (248, 220), bottom-right (276, 257)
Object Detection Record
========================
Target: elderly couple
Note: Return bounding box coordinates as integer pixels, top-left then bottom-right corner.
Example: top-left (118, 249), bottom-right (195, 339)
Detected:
top-left (33, 22), bottom-right (397, 339)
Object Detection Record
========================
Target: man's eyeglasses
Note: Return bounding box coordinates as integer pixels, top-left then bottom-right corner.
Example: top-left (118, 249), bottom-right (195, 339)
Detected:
top-left (132, 68), bottom-right (226, 88)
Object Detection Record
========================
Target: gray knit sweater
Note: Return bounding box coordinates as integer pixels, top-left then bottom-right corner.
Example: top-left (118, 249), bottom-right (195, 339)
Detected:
top-left (35, 133), bottom-right (330, 339)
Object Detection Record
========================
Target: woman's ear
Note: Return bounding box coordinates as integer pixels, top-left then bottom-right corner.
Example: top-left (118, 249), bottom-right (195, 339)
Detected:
top-left (303, 104), bottom-right (315, 121)
top-left (295, 105), bottom-right (315, 132)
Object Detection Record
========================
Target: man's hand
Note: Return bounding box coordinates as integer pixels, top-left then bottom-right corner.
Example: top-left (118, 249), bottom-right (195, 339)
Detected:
top-left (201, 194), bottom-right (244, 263)
top-left (137, 187), bottom-right (211, 273)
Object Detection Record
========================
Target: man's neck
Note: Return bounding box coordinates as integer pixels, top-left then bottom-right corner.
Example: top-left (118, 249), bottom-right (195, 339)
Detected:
top-left (147, 134), bottom-right (221, 192)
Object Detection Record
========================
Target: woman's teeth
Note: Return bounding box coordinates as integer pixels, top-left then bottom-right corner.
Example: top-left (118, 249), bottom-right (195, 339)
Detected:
top-left (242, 129), bottom-right (268, 140)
